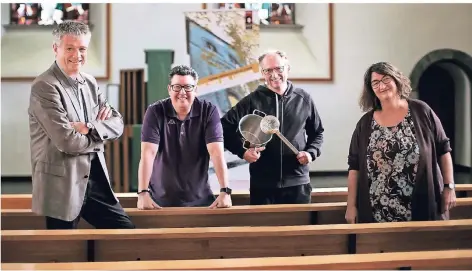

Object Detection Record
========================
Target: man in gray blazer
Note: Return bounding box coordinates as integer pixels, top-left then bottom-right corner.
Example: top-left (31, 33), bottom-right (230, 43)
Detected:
top-left (28, 21), bottom-right (135, 229)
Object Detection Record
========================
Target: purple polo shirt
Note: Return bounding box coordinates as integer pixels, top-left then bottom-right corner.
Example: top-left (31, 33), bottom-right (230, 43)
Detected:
top-left (141, 97), bottom-right (223, 207)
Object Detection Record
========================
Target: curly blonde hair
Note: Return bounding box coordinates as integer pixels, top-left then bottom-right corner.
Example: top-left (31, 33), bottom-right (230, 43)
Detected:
top-left (359, 62), bottom-right (412, 112)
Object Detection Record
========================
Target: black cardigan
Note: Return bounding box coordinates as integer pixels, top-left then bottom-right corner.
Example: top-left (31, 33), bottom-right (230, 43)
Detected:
top-left (348, 98), bottom-right (452, 223)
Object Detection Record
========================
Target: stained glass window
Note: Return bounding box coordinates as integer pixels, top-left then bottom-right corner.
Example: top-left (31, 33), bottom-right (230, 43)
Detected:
top-left (216, 3), bottom-right (296, 26)
top-left (10, 3), bottom-right (90, 26)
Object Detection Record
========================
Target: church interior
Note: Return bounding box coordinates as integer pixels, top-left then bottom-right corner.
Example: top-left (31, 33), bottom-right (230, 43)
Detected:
top-left (1, 2), bottom-right (472, 270)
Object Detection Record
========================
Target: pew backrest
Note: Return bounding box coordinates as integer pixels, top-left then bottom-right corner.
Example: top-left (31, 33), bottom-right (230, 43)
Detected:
top-left (2, 249), bottom-right (472, 270)
top-left (3, 198), bottom-right (472, 230)
top-left (2, 219), bottom-right (472, 263)
top-left (2, 183), bottom-right (471, 209)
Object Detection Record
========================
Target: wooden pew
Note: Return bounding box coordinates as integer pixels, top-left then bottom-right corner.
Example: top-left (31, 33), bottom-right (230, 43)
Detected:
top-left (3, 249), bottom-right (472, 270)
top-left (3, 198), bottom-right (472, 230)
top-left (2, 219), bottom-right (472, 263)
top-left (0, 202), bottom-right (345, 230)
top-left (2, 183), bottom-right (472, 209)
top-left (0, 188), bottom-right (348, 209)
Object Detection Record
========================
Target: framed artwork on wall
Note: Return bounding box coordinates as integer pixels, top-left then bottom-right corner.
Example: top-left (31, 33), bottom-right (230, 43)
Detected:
top-left (202, 3), bottom-right (334, 82)
top-left (1, 3), bottom-right (111, 82)
top-left (9, 3), bottom-right (91, 26)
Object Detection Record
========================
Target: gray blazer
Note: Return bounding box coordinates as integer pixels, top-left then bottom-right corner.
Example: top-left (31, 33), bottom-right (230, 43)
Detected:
top-left (28, 62), bottom-right (123, 221)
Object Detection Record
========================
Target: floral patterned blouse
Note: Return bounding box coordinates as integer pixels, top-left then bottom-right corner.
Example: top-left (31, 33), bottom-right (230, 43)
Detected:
top-left (366, 110), bottom-right (420, 222)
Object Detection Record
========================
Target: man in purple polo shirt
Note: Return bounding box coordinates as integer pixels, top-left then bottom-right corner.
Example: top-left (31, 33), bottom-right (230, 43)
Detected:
top-left (136, 65), bottom-right (233, 209)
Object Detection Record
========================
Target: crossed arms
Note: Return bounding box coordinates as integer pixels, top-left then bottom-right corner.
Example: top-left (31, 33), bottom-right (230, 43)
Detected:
top-left (29, 80), bottom-right (124, 155)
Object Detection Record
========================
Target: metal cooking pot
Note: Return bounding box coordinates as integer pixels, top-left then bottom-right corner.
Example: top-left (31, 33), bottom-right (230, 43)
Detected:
top-left (238, 110), bottom-right (273, 149)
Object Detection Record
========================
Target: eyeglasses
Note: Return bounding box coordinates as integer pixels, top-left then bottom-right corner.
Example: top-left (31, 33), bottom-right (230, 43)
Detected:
top-left (170, 84), bottom-right (195, 92)
top-left (371, 76), bottom-right (392, 89)
top-left (262, 66), bottom-right (285, 75)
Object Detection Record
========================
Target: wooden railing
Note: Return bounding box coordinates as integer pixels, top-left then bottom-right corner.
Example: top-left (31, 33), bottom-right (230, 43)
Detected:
top-left (3, 198), bottom-right (472, 230)
top-left (2, 184), bottom-right (471, 209)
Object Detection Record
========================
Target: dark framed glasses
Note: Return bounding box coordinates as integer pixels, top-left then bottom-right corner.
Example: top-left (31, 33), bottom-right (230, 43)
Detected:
top-left (371, 76), bottom-right (392, 89)
top-left (170, 84), bottom-right (195, 92)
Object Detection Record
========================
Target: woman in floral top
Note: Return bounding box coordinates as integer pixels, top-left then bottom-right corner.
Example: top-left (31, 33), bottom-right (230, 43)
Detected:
top-left (346, 62), bottom-right (457, 223)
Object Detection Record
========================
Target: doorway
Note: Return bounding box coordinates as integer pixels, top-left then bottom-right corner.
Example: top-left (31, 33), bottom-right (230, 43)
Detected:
top-left (410, 49), bottom-right (472, 184)
top-left (417, 63), bottom-right (456, 163)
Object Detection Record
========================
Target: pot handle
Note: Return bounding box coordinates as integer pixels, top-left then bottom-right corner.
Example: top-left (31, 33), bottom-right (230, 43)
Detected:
top-left (253, 109), bottom-right (266, 117)
top-left (242, 140), bottom-right (251, 150)
top-left (243, 140), bottom-right (264, 150)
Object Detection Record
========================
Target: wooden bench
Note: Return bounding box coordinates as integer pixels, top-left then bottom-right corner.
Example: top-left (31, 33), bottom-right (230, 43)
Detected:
top-left (0, 187), bottom-right (352, 209)
top-left (3, 249), bottom-right (472, 270)
top-left (3, 184), bottom-right (471, 209)
top-left (3, 198), bottom-right (472, 230)
top-left (2, 219), bottom-right (472, 263)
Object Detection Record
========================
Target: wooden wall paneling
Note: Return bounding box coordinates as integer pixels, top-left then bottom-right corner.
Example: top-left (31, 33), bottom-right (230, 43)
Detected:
top-left (141, 80), bottom-right (147, 123)
top-left (113, 140), bottom-right (121, 192)
top-left (119, 71), bottom-right (126, 123)
top-left (133, 72), bottom-right (138, 124)
top-left (122, 126), bottom-right (131, 192)
top-left (126, 71), bottom-right (132, 124)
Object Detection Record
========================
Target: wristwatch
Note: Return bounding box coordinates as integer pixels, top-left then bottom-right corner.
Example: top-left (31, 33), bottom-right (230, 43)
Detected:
top-left (444, 183), bottom-right (455, 190)
top-left (308, 151), bottom-right (316, 162)
top-left (220, 187), bottom-right (232, 195)
top-left (137, 188), bottom-right (151, 195)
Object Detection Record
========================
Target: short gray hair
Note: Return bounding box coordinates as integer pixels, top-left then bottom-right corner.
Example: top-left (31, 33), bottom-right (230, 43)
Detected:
top-left (257, 50), bottom-right (288, 64)
top-left (52, 21), bottom-right (91, 45)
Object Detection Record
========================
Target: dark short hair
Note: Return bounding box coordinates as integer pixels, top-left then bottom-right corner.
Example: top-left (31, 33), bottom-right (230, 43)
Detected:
top-left (359, 62), bottom-right (412, 112)
top-left (168, 65), bottom-right (198, 82)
